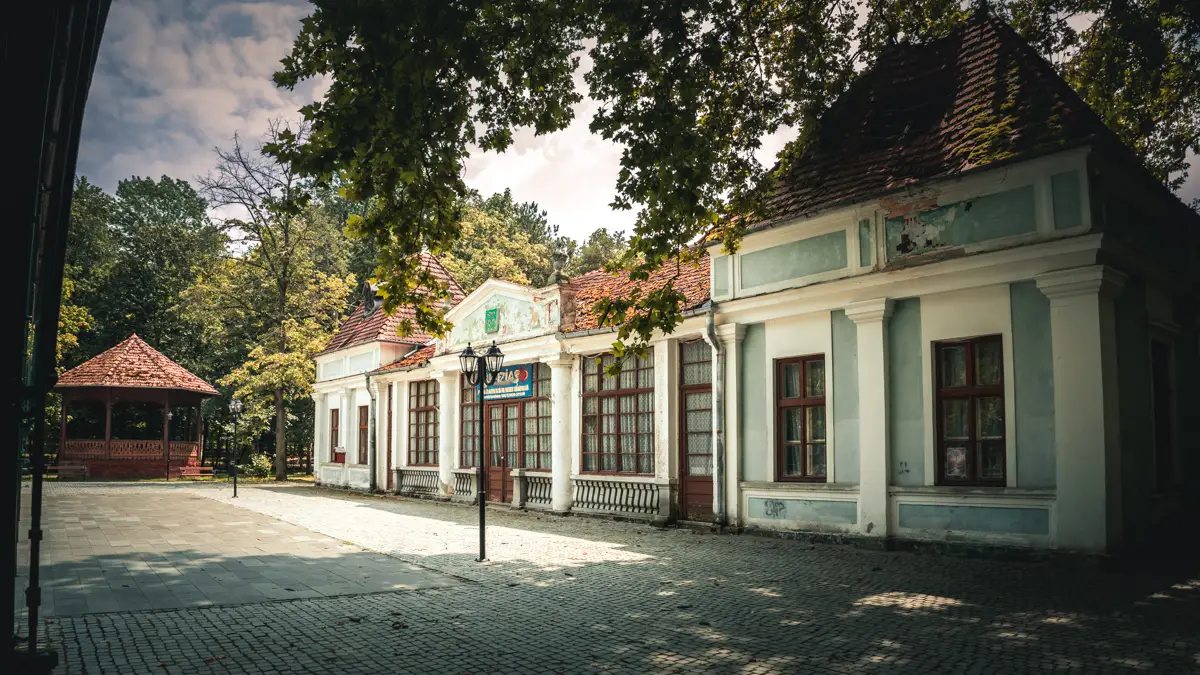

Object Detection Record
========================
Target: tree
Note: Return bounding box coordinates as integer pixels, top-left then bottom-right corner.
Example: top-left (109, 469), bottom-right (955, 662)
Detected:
top-left (564, 228), bottom-right (629, 277)
top-left (191, 121), bottom-right (355, 480)
top-left (272, 0), bottom-right (1200, 362)
top-left (439, 200), bottom-right (554, 293)
top-left (71, 176), bottom-right (223, 377)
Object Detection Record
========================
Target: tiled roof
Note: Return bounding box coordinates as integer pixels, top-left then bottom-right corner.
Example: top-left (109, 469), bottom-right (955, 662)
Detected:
top-left (756, 11), bottom-right (1115, 231)
top-left (56, 334), bottom-right (218, 395)
top-left (570, 256), bottom-right (711, 332)
top-left (373, 344), bottom-right (436, 374)
top-left (323, 253), bottom-right (465, 354)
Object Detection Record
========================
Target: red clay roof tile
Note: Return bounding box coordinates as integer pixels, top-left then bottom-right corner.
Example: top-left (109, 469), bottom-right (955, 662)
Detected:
top-left (323, 253), bottom-right (465, 354)
top-left (569, 257), bottom-right (711, 332)
top-left (56, 334), bottom-right (218, 395)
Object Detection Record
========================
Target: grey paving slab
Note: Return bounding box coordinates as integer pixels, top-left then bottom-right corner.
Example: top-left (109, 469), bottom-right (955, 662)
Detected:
top-left (15, 482), bottom-right (459, 623)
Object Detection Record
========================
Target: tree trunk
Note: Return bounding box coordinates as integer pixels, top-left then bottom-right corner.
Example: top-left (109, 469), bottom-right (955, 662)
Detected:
top-left (274, 386), bottom-right (287, 480)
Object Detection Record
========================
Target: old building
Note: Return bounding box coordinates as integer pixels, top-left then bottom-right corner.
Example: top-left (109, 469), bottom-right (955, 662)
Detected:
top-left (314, 11), bottom-right (1199, 554)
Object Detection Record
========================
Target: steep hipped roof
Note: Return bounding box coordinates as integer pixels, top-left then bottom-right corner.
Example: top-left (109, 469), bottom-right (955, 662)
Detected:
top-left (322, 253), bottom-right (466, 354)
top-left (757, 10), bottom-right (1118, 231)
top-left (56, 334), bottom-right (218, 395)
top-left (570, 257), bottom-right (711, 332)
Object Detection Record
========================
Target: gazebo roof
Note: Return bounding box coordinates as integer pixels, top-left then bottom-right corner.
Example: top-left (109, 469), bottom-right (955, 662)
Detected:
top-left (56, 334), bottom-right (218, 395)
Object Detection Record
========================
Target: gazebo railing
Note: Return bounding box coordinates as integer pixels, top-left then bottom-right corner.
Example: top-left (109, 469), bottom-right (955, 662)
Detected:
top-left (59, 439), bottom-right (201, 464)
top-left (59, 440), bottom-right (106, 461)
top-left (109, 440), bottom-right (164, 460)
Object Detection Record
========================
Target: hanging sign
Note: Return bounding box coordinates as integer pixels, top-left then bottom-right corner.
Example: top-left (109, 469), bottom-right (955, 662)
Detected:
top-left (484, 307), bottom-right (500, 334)
top-left (484, 364), bottom-right (533, 400)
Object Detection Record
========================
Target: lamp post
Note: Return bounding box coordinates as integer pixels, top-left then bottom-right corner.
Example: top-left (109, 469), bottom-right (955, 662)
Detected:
top-left (229, 399), bottom-right (243, 498)
top-left (459, 341), bottom-right (505, 562)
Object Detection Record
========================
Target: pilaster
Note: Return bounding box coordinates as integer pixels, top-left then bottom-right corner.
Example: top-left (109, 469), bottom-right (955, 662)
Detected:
top-left (544, 356), bottom-right (575, 512)
top-left (715, 323), bottom-right (745, 525)
top-left (1036, 265), bottom-right (1126, 552)
top-left (844, 298), bottom-right (893, 539)
top-left (433, 371), bottom-right (459, 496)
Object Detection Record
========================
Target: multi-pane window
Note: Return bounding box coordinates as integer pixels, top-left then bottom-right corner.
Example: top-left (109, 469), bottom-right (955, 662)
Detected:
top-left (408, 380), bottom-right (439, 466)
top-left (330, 409), bottom-right (343, 463)
top-left (776, 355), bottom-right (826, 481)
top-left (357, 405), bottom-right (369, 465)
top-left (582, 353), bottom-right (655, 474)
top-left (680, 340), bottom-right (713, 476)
top-left (935, 336), bottom-right (1005, 485)
top-left (522, 364), bottom-right (553, 470)
top-left (460, 375), bottom-right (481, 468)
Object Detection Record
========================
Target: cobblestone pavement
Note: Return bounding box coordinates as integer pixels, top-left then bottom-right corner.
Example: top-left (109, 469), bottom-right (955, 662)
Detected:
top-left (32, 482), bottom-right (1200, 674)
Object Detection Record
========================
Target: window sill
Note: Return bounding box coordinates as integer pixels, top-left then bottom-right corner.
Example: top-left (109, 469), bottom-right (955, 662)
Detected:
top-left (740, 481), bottom-right (859, 493)
top-left (403, 464), bottom-right (439, 469)
top-left (571, 473), bottom-right (669, 485)
top-left (889, 485), bottom-right (1055, 500)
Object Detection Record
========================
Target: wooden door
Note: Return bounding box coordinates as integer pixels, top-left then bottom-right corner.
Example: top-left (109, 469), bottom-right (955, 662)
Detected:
top-left (484, 402), bottom-right (519, 503)
top-left (679, 340), bottom-right (714, 521)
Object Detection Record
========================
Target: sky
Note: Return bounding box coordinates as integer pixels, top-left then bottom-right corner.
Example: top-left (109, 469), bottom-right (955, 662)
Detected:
top-left (78, 0), bottom-right (1198, 244)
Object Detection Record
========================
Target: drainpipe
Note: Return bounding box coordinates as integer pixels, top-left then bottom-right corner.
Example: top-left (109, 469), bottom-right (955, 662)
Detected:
top-left (366, 373), bottom-right (377, 492)
top-left (701, 308), bottom-right (726, 528)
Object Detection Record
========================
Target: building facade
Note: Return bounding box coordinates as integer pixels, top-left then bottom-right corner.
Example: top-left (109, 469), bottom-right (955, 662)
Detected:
top-left (313, 12), bottom-right (1200, 555)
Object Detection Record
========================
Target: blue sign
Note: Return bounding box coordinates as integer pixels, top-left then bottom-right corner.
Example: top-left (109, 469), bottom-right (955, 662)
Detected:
top-left (484, 364), bottom-right (533, 400)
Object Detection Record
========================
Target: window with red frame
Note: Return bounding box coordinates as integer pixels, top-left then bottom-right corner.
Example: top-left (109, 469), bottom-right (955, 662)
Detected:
top-left (357, 405), bottom-right (369, 465)
top-left (582, 353), bottom-right (654, 474)
top-left (330, 409), bottom-right (344, 463)
top-left (935, 335), bottom-right (1005, 485)
top-left (776, 355), bottom-right (826, 481)
top-left (408, 380), bottom-right (439, 466)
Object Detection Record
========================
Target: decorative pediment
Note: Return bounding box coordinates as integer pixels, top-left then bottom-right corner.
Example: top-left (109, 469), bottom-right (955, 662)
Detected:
top-left (441, 279), bottom-right (570, 352)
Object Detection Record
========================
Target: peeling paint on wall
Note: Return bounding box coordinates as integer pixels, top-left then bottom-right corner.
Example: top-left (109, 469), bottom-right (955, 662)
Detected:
top-left (885, 185), bottom-right (1036, 260)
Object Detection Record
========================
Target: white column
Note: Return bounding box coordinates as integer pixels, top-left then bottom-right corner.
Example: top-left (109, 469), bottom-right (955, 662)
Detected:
top-left (434, 371), bottom-right (459, 496)
top-left (653, 340), bottom-right (677, 481)
top-left (1036, 265), bottom-right (1126, 552)
top-left (372, 380), bottom-right (387, 488)
top-left (845, 299), bottom-right (893, 540)
top-left (397, 381), bottom-right (409, 469)
top-left (339, 389), bottom-right (351, 461)
top-left (545, 356), bottom-right (575, 512)
top-left (715, 324), bottom-right (745, 525)
top-left (312, 393), bottom-right (325, 463)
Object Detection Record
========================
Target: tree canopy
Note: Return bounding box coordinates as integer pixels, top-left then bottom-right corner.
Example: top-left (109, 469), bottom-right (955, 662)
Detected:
top-left (272, 0), bottom-right (1200, 358)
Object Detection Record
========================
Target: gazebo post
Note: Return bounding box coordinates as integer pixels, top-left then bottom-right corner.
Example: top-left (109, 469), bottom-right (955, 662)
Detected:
top-left (104, 387), bottom-right (112, 460)
top-left (163, 390), bottom-right (170, 480)
top-left (59, 392), bottom-right (68, 462)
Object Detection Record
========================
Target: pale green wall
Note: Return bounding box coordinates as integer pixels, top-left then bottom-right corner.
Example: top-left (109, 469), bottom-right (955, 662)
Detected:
top-left (1010, 281), bottom-right (1056, 488)
top-left (858, 219), bottom-right (873, 267)
top-left (831, 310), bottom-right (860, 484)
top-left (747, 497), bottom-right (857, 525)
top-left (885, 185), bottom-right (1036, 259)
top-left (712, 255), bottom-right (730, 297)
top-left (888, 298), bottom-right (925, 486)
top-left (740, 230), bottom-right (848, 289)
top-left (898, 503), bottom-right (1050, 535)
top-left (1051, 170), bottom-right (1082, 230)
top-left (740, 323), bottom-right (769, 482)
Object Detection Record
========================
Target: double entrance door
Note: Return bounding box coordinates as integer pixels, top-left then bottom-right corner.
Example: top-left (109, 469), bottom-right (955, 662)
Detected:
top-left (483, 401), bottom-right (519, 503)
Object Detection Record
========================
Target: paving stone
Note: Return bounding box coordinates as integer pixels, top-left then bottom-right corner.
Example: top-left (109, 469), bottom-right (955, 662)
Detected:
top-left (15, 481), bottom-right (1200, 674)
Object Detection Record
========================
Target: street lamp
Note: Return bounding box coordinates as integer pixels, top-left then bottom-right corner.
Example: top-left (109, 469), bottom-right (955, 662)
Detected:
top-left (459, 341), bottom-right (504, 562)
top-left (229, 399), bottom-right (243, 498)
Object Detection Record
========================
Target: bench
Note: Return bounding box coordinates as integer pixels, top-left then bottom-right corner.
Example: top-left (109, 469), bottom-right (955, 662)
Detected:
top-left (48, 465), bottom-right (88, 481)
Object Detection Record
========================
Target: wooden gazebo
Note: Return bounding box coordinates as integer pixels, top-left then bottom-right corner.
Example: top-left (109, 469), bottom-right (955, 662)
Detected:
top-left (55, 334), bottom-right (218, 479)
